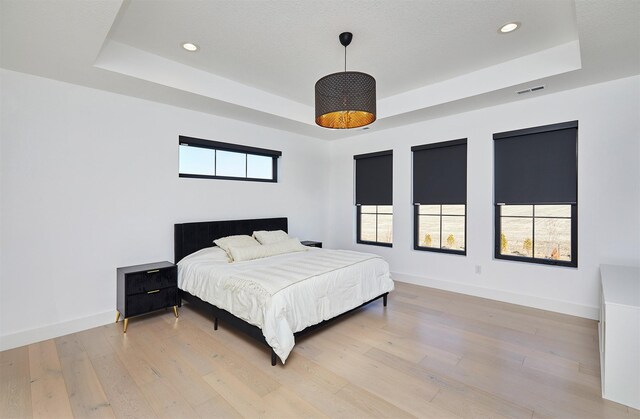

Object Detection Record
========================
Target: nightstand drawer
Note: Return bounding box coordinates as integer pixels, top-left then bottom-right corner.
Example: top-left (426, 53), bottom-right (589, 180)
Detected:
top-left (125, 267), bottom-right (177, 295)
top-left (126, 287), bottom-right (177, 317)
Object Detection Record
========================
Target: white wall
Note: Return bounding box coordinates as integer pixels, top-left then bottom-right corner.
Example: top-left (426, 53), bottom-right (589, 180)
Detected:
top-left (0, 69), bottom-right (329, 349)
top-left (327, 75), bottom-right (640, 319)
top-left (2, 68), bottom-right (638, 351)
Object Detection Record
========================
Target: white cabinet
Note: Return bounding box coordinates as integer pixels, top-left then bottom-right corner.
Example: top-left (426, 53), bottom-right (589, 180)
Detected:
top-left (599, 264), bottom-right (640, 409)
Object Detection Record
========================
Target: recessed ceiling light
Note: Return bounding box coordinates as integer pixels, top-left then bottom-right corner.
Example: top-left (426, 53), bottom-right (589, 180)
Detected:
top-left (182, 42), bottom-right (199, 52)
top-left (499, 22), bottom-right (520, 34)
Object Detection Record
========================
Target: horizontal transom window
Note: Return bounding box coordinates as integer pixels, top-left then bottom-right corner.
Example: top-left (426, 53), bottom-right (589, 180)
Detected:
top-left (179, 136), bottom-right (281, 182)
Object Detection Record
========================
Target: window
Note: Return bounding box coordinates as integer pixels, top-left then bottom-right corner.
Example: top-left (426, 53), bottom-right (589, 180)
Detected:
top-left (354, 150), bottom-right (393, 247)
top-left (179, 136), bottom-right (281, 182)
top-left (358, 205), bottom-right (393, 244)
top-left (412, 139), bottom-right (467, 254)
top-left (498, 205), bottom-right (574, 261)
top-left (494, 121), bottom-right (578, 267)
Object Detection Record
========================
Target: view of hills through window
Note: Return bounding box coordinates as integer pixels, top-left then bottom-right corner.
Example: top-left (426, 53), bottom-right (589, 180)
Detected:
top-left (360, 205), bottom-right (393, 244)
top-left (417, 204), bottom-right (465, 251)
top-left (499, 204), bottom-right (572, 261)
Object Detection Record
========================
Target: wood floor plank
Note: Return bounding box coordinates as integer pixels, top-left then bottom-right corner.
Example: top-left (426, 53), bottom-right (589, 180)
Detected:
top-left (193, 393), bottom-right (243, 419)
top-left (168, 324), bottom-right (281, 398)
top-left (90, 352), bottom-right (158, 419)
top-left (56, 345), bottom-right (115, 419)
top-left (430, 389), bottom-right (521, 419)
top-left (202, 367), bottom-right (267, 417)
top-left (123, 324), bottom-right (222, 407)
top-left (334, 383), bottom-right (416, 419)
top-left (104, 328), bottom-right (163, 387)
top-left (206, 324), bottom-right (382, 419)
top-left (365, 347), bottom-right (533, 419)
top-left (0, 346), bottom-right (32, 419)
top-left (75, 326), bottom-right (115, 360)
top-left (54, 334), bottom-right (86, 359)
top-left (139, 378), bottom-right (198, 419)
top-left (421, 346), bottom-right (629, 418)
top-left (329, 316), bottom-right (459, 364)
top-left (522, 354), bottom-right (600, 389)
top-left (244, 340), bottom-right (372, 418)
top-left (314, 347), bottom-right (456, 417)
top-left (262, 386), bottom-right (328, 418)
top-left (28, 340), bottom-right (73, 419)
top-left (2, 282), bottom-right (638, 418)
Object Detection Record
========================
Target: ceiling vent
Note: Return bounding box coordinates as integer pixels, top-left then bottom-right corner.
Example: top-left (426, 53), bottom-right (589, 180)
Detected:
top-left (517, 85), bottom-right (545, 95)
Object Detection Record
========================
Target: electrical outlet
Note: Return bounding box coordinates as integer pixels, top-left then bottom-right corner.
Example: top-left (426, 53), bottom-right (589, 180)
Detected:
top-left (475, 265), bottom-right (482, 274)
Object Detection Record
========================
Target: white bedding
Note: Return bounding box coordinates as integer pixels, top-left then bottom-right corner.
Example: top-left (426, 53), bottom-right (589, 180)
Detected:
top-left (177, 247), bottom-right (394, 362)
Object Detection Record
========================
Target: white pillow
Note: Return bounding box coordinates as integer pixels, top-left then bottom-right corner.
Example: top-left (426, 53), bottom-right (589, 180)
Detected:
top-left (252, 230), bottom-right (290, 245)
top-left (214, 235), bottom-right (261, 261)
top-left (178, 246), bottom-right (230, 264)
top-left (228, 238), bottom-right (307, 262)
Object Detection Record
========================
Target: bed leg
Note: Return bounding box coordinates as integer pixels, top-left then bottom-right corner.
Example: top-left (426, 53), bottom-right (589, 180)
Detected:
top-left (214, 317), bottom-right (218, 330)
top-left (383, 293), bottom-right (388, 307)
top-left (271, 349), bottom-right (277, 366)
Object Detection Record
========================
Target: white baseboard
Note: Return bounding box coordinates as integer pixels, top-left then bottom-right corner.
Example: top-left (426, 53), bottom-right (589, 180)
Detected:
top-left (0, 310), bottom-right (114, 351)
top-left (0, 274), bottom-right (599, 352)
top-left (392, 272), bottom-right (600, 320)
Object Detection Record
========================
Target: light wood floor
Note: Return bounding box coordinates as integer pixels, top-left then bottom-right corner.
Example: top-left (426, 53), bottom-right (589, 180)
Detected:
top-left (2, 282), bottom-right (638, 419)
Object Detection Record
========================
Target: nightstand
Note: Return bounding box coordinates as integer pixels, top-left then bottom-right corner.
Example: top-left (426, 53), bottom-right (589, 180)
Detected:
top-left (116, 261), bottom-right (178, 333)
top-left (301, 241), bottom-right (322, 248)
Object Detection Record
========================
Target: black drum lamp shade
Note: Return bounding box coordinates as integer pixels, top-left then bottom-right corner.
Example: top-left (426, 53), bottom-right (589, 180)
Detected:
top-left (315, 32), bottom-right (376, 129)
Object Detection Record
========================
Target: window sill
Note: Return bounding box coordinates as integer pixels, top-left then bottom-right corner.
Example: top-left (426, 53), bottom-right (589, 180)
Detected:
top-left (356, 240), bottom-right (392, 248)
top-left (495, 253), bottom-right (577, 268)
top-left (414, 246), bottom-right (466, 256)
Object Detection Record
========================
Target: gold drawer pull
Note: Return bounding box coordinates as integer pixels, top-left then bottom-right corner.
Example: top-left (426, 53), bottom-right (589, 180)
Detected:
top-left (147, 289), bottom-right (160, 294)
top-left (146, 269), bottom-right (160, 274)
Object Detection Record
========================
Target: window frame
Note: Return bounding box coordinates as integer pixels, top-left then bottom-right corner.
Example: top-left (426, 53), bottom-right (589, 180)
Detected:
top-left (354, 150), bottom-right (393, 248)
top-left (178, 136), bottom-right (281, 183)
top-left (356, 205), bottom-right (393, 248)
top-left (414, 204), bottom-right (467, 255)
top-left (495, 203), bottom-right (578, 267)
top-left (493, 121), bottom-right (578, 268)
top-left (411, 138), bottom-right (467, 256)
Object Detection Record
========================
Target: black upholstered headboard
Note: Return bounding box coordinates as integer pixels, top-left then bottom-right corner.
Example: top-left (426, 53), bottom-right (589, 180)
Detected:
top-left (174, 217), bottom-right (288, 263)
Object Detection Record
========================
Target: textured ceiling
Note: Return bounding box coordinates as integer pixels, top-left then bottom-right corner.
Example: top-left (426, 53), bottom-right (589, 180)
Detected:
top-left (1, 0), bottom-right (638, 140)
top-left (109, 0), bottom-right (578, 105)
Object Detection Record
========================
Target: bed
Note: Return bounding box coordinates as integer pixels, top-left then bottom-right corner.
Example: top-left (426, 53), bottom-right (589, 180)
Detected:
top-left (174, 217), bottom-right (394, 365)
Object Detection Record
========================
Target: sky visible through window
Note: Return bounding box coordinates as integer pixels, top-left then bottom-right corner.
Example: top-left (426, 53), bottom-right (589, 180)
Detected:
top-left (179, 145), bottom-right (272, 179)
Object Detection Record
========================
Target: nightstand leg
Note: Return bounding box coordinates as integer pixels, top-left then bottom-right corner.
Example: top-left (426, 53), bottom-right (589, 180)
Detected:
top-left (123, 318), bottom-right (129, 333)
top-left (115, 310), bottom-right (120, 323)
top-left (173, 305), bottom-right (179, 318)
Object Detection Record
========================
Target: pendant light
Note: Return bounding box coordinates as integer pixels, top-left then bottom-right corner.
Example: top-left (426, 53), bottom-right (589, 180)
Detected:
top-left (315, 32), bottom-right (376, 129)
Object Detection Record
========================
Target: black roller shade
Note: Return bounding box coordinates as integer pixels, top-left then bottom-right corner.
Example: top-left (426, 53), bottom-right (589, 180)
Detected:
top-left (354, 150), bottom-right (393, 205)
top-left (494, 121), bottom-right (577, 204)
top-left (412, 139), bottom-right (467, 205)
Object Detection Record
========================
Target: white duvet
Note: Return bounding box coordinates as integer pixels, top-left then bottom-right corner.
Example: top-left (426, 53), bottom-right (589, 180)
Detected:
top-left (177, 247), bottom-right (394, 362)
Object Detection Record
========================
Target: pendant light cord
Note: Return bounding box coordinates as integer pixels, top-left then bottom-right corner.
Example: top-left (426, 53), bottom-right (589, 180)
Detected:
top-left (344, 46), bottom-right (347, 72)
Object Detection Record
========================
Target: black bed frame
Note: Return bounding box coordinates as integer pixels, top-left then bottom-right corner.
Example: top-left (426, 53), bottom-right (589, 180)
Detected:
top-left (174, 217), bottom-right (388, 365)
